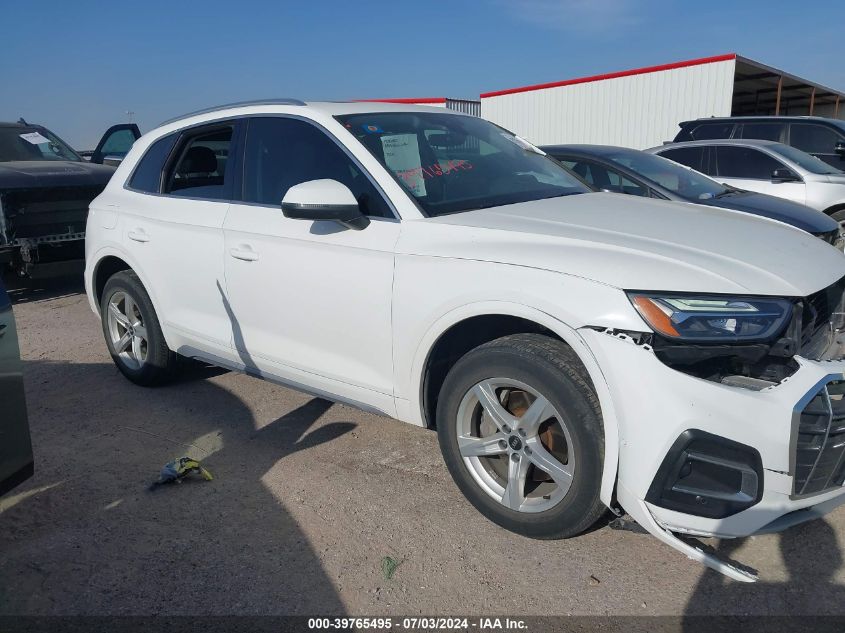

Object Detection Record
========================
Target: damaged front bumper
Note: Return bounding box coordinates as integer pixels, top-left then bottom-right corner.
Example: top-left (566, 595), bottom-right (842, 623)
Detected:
top-left (581, 327), bottom-right (845, 582)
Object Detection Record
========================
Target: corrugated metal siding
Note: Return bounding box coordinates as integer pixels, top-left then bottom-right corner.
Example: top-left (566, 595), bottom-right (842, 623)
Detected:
top-left (481, 59), bottom-right (736, 149)
top-left (446, 99), bottom-right (481, 116)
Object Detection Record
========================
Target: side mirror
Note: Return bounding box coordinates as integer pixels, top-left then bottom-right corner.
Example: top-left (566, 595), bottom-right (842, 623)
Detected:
top-left (772, 168), bottom-right (800, 183)
top-left (102, 155), bottom-right (124, 168)
top-left (835, 141), bottom-right (845, 156)
top-left (281, 179), bottom-right (369, 230)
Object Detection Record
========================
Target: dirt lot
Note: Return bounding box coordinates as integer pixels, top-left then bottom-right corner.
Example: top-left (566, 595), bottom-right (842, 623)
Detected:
top-left (2, 278), bottom-right (845, 617)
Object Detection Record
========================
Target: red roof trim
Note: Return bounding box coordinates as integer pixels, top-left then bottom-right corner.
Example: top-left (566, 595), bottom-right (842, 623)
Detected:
top-left (480, 53), bottom-right (737, 98)
top-left (357, 97), bottom-right (447, 104)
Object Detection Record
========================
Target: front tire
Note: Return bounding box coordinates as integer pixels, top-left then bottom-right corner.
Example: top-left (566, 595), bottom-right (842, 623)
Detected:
top-left (436, 334), bottom-right (605, 539)
top-left (100, 270), bottom-right (176, 386)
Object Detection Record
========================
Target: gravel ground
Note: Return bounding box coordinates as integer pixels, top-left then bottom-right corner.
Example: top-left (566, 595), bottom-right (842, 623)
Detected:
top-left (2, 277), bottom-right (845, 617)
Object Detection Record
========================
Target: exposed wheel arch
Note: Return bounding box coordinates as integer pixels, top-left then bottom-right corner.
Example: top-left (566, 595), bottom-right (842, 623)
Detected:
top-left (421, 314), bottom-right (561, 430)
top-left (823, 204), bottom-right (845, 218)
top-left (93, 256), bottom-right (132, 306)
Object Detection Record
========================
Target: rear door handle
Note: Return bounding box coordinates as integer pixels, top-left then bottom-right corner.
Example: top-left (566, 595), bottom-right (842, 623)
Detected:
top-left (127, 228), bottom-right (150, 243)
top-left (229, 246), bottom-right (259, 262)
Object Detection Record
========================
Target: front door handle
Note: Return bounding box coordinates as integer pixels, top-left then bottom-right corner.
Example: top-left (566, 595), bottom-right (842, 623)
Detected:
top-left (229, 246), bottom-right (259, 262)
top-left (127, 228), bottom-right (150, 243)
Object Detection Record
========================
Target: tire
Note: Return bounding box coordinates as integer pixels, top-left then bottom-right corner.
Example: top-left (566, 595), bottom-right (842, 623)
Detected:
top-left (100, 270), bottom-right (176, 386)
top-left (436, 333), bottom-right (605, 539)
top-left (830, 208), bottom-right (845, 225)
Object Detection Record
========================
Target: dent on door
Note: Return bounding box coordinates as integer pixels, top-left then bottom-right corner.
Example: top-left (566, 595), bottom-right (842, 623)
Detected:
top-left (0, 283), bottom-right (33, 496)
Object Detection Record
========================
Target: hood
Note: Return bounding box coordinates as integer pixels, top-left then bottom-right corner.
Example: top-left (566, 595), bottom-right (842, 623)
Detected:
top-left (701, 191), bottom-right (838, 235)
top-left (0, 161), bottom-right (115, 189)
top-left (403, 193), bottom-right (845, 297)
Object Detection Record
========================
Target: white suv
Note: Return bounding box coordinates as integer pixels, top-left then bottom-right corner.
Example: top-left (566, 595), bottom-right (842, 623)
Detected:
top-left (85, 100), bottom-right (845, 581)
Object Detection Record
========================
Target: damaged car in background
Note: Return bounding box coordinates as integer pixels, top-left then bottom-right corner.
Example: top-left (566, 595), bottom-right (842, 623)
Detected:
top-left (0, 120), bottom-right (139, 278)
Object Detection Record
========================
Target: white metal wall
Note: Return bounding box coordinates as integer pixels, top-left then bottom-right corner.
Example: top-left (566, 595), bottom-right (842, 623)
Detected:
top-left (481, 59), bottom-right (737, 149)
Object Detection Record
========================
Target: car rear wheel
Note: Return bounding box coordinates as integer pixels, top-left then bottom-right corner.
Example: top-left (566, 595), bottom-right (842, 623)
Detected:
top-left (436, 333), bottom-right (605, 539)
top-left (101, 270), bottom-right (176, 386)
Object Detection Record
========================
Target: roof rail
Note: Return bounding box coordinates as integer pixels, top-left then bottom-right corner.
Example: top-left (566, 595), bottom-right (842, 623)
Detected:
top-left (160, 98), bottom-right (306, 126)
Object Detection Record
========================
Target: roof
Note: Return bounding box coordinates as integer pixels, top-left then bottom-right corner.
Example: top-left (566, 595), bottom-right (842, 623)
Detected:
top-left (159, 99), bottom-right (463, 127)
top-left (540, 144), bottom-right (637, 156)
top-left (662, 139), bottom-right (782, 148)
top-left (480, 53), bottom-right (737, 98)
top-left (683, 115), bottom-right (845, 126)
top-left (356, 97), bottom-right (446, 104)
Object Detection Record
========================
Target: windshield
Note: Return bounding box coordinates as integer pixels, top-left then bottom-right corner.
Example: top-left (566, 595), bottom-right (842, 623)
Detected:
top-left (335, 112), bottom-right (588, 216)
top-left (769, 143), bottom-right (841, 175)
top-left (0, 126), bottom-right (80, 163)
top-left (606, 150), bottom-right (729, 200)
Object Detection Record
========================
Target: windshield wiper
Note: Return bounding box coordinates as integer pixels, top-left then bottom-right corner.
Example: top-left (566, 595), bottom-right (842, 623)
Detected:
top-left (713, 188), bottom-right (740, 199)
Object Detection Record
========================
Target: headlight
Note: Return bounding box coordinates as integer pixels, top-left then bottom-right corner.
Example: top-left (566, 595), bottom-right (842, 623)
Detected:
top-left (627, 293), bottom-right (792, 342)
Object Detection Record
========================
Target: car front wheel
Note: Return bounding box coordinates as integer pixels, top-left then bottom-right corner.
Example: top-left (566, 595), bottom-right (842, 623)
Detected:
top-left (437, 334), bottom-right (606, 539)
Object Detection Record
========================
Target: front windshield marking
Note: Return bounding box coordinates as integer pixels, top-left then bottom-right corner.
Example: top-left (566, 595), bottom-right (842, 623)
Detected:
top-left (0, 127), bottom-right (80, 163)
top-left (335, 112), bottom-right (588, 216)
top-left (607, 151), bottom-right (727, 200)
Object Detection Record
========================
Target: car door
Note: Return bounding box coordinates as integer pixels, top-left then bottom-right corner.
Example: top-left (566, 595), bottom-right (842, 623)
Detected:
top-left (790, 122), bottom-right (845, 169)
top-left (121, 120), bottom-right (244, 362)
top-left (713, 145), bottom-right (806, 204)
top-left (0, 280), bottom-right (33, 496)
top-left (90, 123), bottom-right (142, 165)
top-left (222, 116), bottom-right (399, 413)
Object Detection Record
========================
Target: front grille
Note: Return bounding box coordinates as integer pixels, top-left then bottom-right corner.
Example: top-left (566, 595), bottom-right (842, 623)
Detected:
top-left (793, 380), bottom-right (845, 496)
top-left (1, 186), bottom-right (104, 239)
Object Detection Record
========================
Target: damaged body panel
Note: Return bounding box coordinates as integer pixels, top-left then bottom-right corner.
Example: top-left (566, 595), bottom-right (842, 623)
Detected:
top-left (0, 122), bottom-right (138, 277)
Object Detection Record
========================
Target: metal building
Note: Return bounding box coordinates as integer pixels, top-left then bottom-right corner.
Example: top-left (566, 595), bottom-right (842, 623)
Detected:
top-left (480, 53), bottom-right (845, 149)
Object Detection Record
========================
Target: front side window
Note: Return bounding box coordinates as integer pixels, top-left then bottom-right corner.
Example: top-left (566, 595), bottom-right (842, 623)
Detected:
top-left (336, 112), bottom-right (588, 216)
top-left (607, 151), bottom-right (728, 200)
top-left (659, 147), bottom-right (709, 174)
top-left (769, 142), bottom-right (839, 175)
top-left (715, 146), bottom-right (783, 180)
top-left (790, 124), bottom-right (842, 155)
top-left (0, 126), bottom-right (80, 163)
top-left (164, 125), bottom-right (234, 200)
top-left (128, 133), bottom-right (178, 193)
top-left (242, 117), bottom-right (392, 217)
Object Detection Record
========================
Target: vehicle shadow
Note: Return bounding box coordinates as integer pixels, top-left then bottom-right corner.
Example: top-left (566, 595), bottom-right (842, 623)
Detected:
top-left (683, 519), bottom-right (845, 624)
top-left (0, 359), bottom-right (353, 615)
top-left (2, 273), bottom-right (85, 305)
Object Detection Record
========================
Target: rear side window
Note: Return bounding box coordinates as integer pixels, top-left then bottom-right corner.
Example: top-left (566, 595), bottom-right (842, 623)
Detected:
top-left (738, 122), bottom-right (785, 142)
top-left (164, 125), bottom-right (235, 200)
top-left (715, 146), bottom-right (783, 180)
top-left (690, 123), bottom-right (734, 140)
top-left (242, 117), bottom-right (393, 217)
top-left (128, 133), bottom-right (178, 193)
top-left (660, 147), bottom-right (709, 174)
top-left (791, 124), bottom-right (842, 154)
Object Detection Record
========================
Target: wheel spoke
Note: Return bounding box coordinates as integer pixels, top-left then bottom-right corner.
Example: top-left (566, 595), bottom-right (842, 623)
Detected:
top-left (502, 454), bottom-right (530, 510)
top-left (131, 336), bottom-right (144, 361)
top-left (109, 303), bottom-right (130, 328)
top-left (458, 433), bottom-right (507, 457)
top-left (133, 324), bottom-right (148, 341)
top-left (473, 381), bottom-right (517, 432)
top-left (124, 296), bottom-right (137, 325)
top-left (526, 437), bottom-right (573, 490)
top-left (518, 395), bottom-right (555, 435)
top-left (115, 333), bottom-right (132, 353)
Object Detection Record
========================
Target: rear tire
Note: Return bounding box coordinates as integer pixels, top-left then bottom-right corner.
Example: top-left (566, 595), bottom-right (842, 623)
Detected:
top-left (100, 270), bottom-right (176, 386)
top-left (436, 333), bottom-right (605, 539)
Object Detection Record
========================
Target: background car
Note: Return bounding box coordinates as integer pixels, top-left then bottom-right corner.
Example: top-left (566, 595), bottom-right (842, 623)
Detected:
top-left (0, 277), bottom-right (32, 496)
top-left (542, 144), bottom-right (840, 246)
top-left (647, 139), bottom-right (845, 223)
top-left (0, 120), bottom-right (140, 278)
top-left (673, 116), bottom-right (845, 169)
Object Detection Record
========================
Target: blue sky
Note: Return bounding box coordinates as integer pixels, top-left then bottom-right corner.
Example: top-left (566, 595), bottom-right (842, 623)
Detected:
top-left (3, 0), bottom-right (843, 149)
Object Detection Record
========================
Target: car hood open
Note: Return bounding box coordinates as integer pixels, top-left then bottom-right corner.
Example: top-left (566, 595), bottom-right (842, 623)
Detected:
top-left (0, 161), bottom-right (115, 189)
top-left (405, 193), bottom-right (845, 297)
